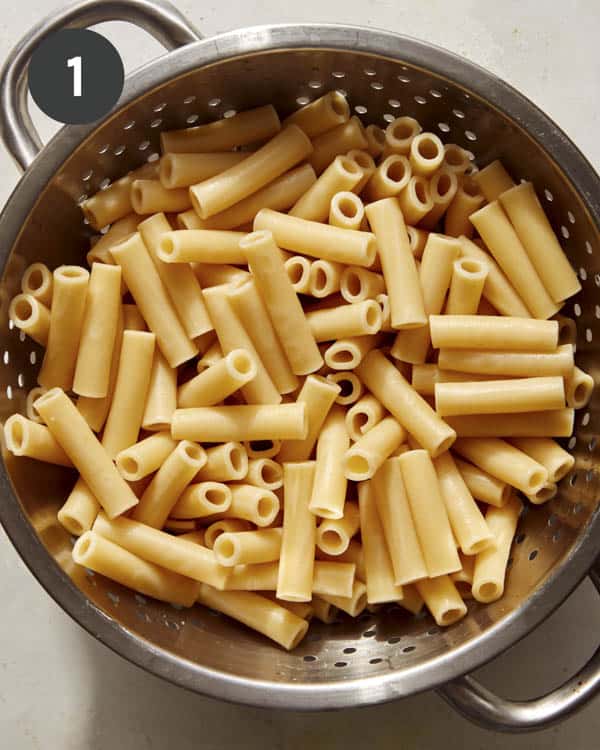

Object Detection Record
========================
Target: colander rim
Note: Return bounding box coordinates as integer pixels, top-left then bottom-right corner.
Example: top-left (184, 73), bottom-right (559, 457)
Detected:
top-left (0, 22), bottom-right (599, 710)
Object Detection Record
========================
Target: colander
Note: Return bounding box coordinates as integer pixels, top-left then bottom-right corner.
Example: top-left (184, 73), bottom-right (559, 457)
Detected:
top-left (0, 0), bottom-right (599, 732)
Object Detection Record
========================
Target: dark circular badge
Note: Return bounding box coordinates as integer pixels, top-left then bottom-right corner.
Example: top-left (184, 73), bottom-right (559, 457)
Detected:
top-left (28, 28), bottom-right (124, 125)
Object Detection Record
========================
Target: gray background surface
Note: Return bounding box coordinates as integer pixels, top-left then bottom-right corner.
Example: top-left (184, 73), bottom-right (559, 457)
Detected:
top-left (1, 1), bottom-right (599, 747)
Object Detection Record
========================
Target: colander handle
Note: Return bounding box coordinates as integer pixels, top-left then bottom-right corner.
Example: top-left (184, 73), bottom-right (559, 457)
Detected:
top-left (0, 0), bottom-right (201, 171)
top-left (439, 564), bottom-right (600, 732)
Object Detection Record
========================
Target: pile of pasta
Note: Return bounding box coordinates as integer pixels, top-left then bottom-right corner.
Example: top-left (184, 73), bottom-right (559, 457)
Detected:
top-left (5, 91), bottom-right (593, 651)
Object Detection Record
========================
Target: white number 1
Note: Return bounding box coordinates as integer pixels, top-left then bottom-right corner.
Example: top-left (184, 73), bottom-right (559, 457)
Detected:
top-left (67, 56), bottom-right (82, 97)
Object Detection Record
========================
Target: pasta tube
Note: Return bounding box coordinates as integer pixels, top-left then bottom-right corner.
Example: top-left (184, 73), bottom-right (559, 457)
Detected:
top-left (365, 123), bottom-right (385, 157)
top-left (34, 389), bottom-right (138, 518)
top-left (454, 457), bottom-right (511, 507)
top-left (9, 294), bottom-right (50, 346)
top-left (204, 519), bottom-right (253, 549)
top-left (399, 450), bottom-right (461, 577)
top-left (364, 154), bottom-right (411, 201)
top-left (115, 431), bottom-right (177, 481)
top-left (308, 259), bottom-right (343, 298)
top-left (319, 580), bottom-right (368, 617)
top-left (25, 386), bottom-right (47, 424)
top-left (158, 229), bottom-right (247, 264)
top-left (358, 481), bottom-right (403, 604)
top-left (345, 394), bottom-right (385, 442)
top-left (453, 437), bottom-right (548, 494)
top-left (58, 478), bottom-right (99, 536)
top-left (87, 214), bottom-right (140, 266)
top-left (429, 315), bottom-right (558, 352)
top-left (382, 116), bottom-right (421, 157)
top-left (159, 152), bottom-right (247, 189)
top-left (178, 349), bottom-right (257, 408)
top-left (420, 168), bottom-right (458, 229)
top-left (510, 438), bottom-right (574, 482)
top-left (309, 117), bottom-right (368, 174)
top-left (415, 576), bottom-right (467, 627)
top-left (277, 462), bottom-right (316, 602)
top-left (444, 177), bottom-right (485, 238)
top-left (372, 457), bottom-right (427, 584)
top-left (472, 494), bottom-right (522, 603)
top-left (323, 334), bottom-right (382, 370)
top-left (4, 414), bottom-right (72, 466)
top-left (438, 344), bottom-right (574, 378)
top-left (397, 176), bottom-right (433, 224)
top-left (327, 372), bottom-right (363, 405)
top-left (565, 366), bottom-right (594, 408)
top-left (442, 144), bottom-right (472, 175)
top-left (409, 132), bottom-right (444, 177)
top-left (21, 262), bottom-right (53, 306)
top-left (213, 528), bottom-right (283, 567)
top-left (170, 482), bottom-right (232, 519)
top-left (309, 405), bottom-right (349, 519)
top-left (445, 257), bottom-right (488, 315)
top-left (142, 351), bottom-right (177, 431)
top-left (411, 364), bottom-right (498, 396)
top-left (285, 255), bottom-right (312, 293)
top-left (473, 159), bottom-right (515, 202)
top-left (343, 416), bottom-right (406, 480)
top-left (340, 266), bottom-right (385, 303)
top-left (306, 299), bottom-right (382, 342)
top-left (283, 91), bottom-right (350, 136)
top-left (315, 501), bottom-right (360, 555)
top-left (131, 180), bottom-right (191, 215)
top-left (329, 191), bottom-right (364, 230)
top-left (356, 350), bottom-right (456, 457)
top-left (290, 155), bottom-right (361, 221)
top-left (245, 458), bottom-right (283, 490)
top-left (196, 442), bottom-right (248, 482)
top-left (38, 266), bottom-right (89, 390)
top-left (365, 197), bottom-right (426, 328)
top-left (445, 410), bottom-right (574, 437)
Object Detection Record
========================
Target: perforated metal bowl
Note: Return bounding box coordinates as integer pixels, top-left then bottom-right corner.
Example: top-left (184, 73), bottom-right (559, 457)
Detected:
top-left (1, 0), bottom-right (599, 732)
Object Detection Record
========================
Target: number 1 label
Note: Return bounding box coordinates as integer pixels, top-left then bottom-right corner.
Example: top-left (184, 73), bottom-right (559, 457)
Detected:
top-left (67, 56), bottom-right (82, 97)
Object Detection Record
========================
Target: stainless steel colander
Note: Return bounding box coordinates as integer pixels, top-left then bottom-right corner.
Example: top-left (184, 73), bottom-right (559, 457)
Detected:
top-left (1, 0), bottom-right (599, 732)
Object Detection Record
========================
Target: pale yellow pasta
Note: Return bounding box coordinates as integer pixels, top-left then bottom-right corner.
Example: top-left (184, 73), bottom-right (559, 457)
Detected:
top-left (81, 162), bottom-right (159, 229)
top-left (202, 284), bottom-right (281, 404)
top-left (326, 372), bottom-right (363, 406)
top-left (511, 438), bottom-right (574, 482)
top-left (310, 596), bottom-right (338, 623)
top-left (365, 123), bottom-right (385, 157)
top-left (340, 266), bottom-right (385, 303)
top-left (415, 575), bottom-right (467, 627)
top-left (458, 236), bottom-right (530, 318)
top-left (142, 351), bottom-right (177, 431)
top-left (21, 262), bottom-right (53, 306)
top-left (283, 91), bottom-right (350, 136)
top-left (435, 376), bottom-right (565, 417)
top-left (245, 458), bottom-right (283, 490)
top-left (72, 263), bottom-right (122, 398)
top-left (122, 304), bottom-right (146, 331)
top-left (133, 180), bottom-right (193, 216)
top-left (197, 584), bottom-right (308, 650)
top-left (195, 442), bottom-right (248, 482)
top-left (391, 233), bottom-right (460, 364)
top-left (4, 414), bottom-right (72, 466)
top-left (365, 198), bottom-right (426, 330)
top-left (290, 155), bottom-right (361, 221)
top-left (397, 175), bottom-right (434, 224)
top-left (345, 394), bottom-right (385, 442)
top-left (193, 264), bottom-right (250, 289)
top-left (472, 494), bottom-right (522, 603)
top-left (227, 279), bottom-right (298, 395)
top-left (170, 481), bottom-right (232, 519)
top-left (445, 257), bottom-right (488, 315)
top-left (438, 344), bottom-right (574, 378)
top-left (308, 259), bottom-right (343, 298)
top-left (9, 294), bottom-right (50, 346)
top-left (525, 482), bottom-right (558, 505)
top-left (190, 125), bottom-right (312, 219)
top-left (470, 202), bottom-right (558, 319)
top-left (110, 233), bottom-right (197, 367)
top-left (131, 441), bottom-right (206, 528)
top-left (399, 450), bottom-right (461, 577)
top-left (444, 177), bottom-right (485, 239)
top-left (284, 255), bottom-right (312, 293)
top-left (329, 191), bottom-right (365, 230)
top-left (323, 334), bottom-right (382, 370)
top-left (320, 580), bottom-right (368, 617)
top-left (101, 330), bottom-right (155, 458)
top-left (159, 152), bottom-right (248, 189)
top-left (57, 478), bottom-right (100, 536)
top-left (473, 159), bottom-right (515, 202)
top-left (429, 315), bottom-right (559, 352)
top-left (454, 457), bottom-right (510, 507)
top-left (554, 314), bottom-right (578, 347)
top-left (25, 386), bottom-right (47, 424)
top-left (356, 349), bottom-right (456, 457)
top-left (87, 214), bottom-right (140, 266)
top-left (162, 105), bottom-right (280, 152)
top-left (276, 462), bottom-right (316, 602)
top-left (411, 364), bottom-right (499, 396)
top-left (345, 149), bottom-right (376, 192)
top-left (454, 437), bottom-right (548, 494)
top-left (365, 154), bottom-right (411, 201)
top-left (73, 532), bottom-right (200, 607)
top-left (254, 209), bottom-right (376, 267)
top-left (407, 226), bottom-right (429, 259)
top-left (240, 231), bottom-right (323, 376)
top-left (220, 483), bottom-right (280, 527)
top-left (92, 512), bottom-right (228, 588)
top-left (183, 164), bottom-right (316, 230)
top-left (451, 553), bottom-right (476, 599)
top-left (446, 410), bottom-right (575, 438)
top-left (306, 299), bottom-right (382, 342)
top-left (164, 519), bottom-right (197, 534)
top-left (138, 213), bottom-right (213, 340)
top-left (309, 405), bottom-right (349, 519)
top-left (38, 266), bottom-right (89, 390)
top-left (316, 539), bottom-right (366, 582)
top-left (420, 169), bottom-right (458, 229)
top-left (178, 349), bottom-right (257, 408)
top-left (115, 431), bottom-right (177, 481)
top-left (442, 144), bottom-right (472, 175)
top-left (315, 500), bottom-right (360, 555)
top-left (305, 561), bottom-right (355, 598)
top-left (76, 309), bottom-right (124, 433)
top-left (434, 451), bottom-right (493, 555)
top-left (196, 341), bottom-right (223, 373)
top-left (34, 389), bottom-right (138, 518)
top-left (309, 117), bottom-right (368, 174)
top-left (172, 404), bottom-right (307, 442)
top-left (278, 375), bottom-right (340, 462)
top-left (157, 229), bottom-right (247, 264)
top-left (358, 480), bottom-right (403, 604)
top-left (382, 116), bottom-right (422, 157)
top-left (204, 519), bottom-right (253, 549)
top-left (344, 416), bottom-right (406, 481)
top-left (372, 457), bottom-right (427, 585)
top-left (565, 366), bottom-right (594, 408)
top-left (222, 561), bottom-right (279, 590)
